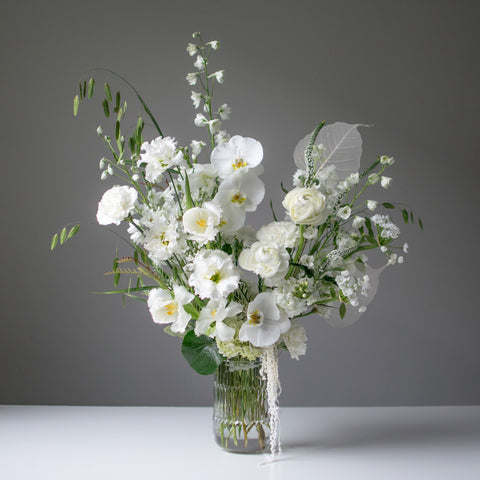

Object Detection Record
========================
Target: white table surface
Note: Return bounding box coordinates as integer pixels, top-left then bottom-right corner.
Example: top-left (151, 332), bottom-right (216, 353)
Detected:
top-left (1, 406), bottom-right (479, 479)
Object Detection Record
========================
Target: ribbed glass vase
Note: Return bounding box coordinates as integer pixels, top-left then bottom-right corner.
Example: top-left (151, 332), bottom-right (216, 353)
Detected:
top-left (213, 358), bottom-right (270, 453)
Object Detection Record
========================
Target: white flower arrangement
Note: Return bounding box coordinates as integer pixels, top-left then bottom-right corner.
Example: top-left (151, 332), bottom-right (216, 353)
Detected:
top-left (52, 33), bottom-right (422, 457)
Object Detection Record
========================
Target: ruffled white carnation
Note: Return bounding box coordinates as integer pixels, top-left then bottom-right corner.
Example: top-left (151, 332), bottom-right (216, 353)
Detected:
top-left (257, 221), bottom-right (299, 248)
top-left (96, 185), bottom-right (137, 225)
top-left (147, 285), bottom-right (194, 333)
top-left (189, 249), bottom-right (239, 300)
top-left (143, 214), bottom-right (181, 264)
top-left (138, 137), bottom-right (184, 182)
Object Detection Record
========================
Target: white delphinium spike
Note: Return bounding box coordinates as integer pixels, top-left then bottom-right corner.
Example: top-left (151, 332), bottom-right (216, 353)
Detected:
top-left (191, 91), bottom-right (202, 109)
top-left (186, 43), bottom-right (197, 56)
top-left (381, 176), bottom-right (392, 189)
top-left (209, 70), bottom-right (224, 83)
top-left (186, 72), bottom-right (199, 85)
top-left (218, 104), bottom-right (231, 120)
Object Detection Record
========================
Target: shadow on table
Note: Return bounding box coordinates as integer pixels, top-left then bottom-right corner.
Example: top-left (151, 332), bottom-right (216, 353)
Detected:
top-left (284, 412), bottom-right (480, 452)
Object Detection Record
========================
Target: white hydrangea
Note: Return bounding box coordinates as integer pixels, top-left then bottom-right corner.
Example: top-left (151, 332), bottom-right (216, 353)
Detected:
top-left (96, 185), bottom-right (137, 225)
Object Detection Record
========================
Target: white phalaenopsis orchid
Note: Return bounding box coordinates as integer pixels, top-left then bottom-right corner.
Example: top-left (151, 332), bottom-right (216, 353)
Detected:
top-left (239, 292), bottom-right (291, 347)
top-left (211, 135), bottom-right (263, 178)
top-left (195, 299), bottom-right (243, 341)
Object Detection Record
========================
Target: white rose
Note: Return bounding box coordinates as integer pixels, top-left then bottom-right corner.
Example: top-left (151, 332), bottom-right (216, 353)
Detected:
top-left (282, 322), bottom-right (307, 360)
top-left (96, 185), bottom-right (137, 225)
top-left (238, 241), bottom-right (289, 286)
top-left (282, 187), bottom-right (328, 225)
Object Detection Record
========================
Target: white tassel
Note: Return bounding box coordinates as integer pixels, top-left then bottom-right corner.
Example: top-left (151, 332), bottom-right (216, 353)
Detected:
top-left (261, 346), bottom-right (282, 458)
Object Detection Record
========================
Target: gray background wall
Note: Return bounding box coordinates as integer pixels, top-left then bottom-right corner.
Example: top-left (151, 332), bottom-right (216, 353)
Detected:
top-left (1, 0), bottom-right (479, 406)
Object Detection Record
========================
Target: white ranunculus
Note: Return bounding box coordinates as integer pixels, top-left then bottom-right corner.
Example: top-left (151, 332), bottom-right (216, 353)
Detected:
top-left (147, 285), bottom-right (194, 333)
top-left (238, 241), bottom-right (289, 287)
top-left (96, 185), bottom-right (137, 225)
top-left (256, 221), bottom-right (299, 248)
top-left (210, 135), bottom-right (263, 178)
top-left (189, 249), bottom-right (239, 300)
top-left (182, 204), bottom-right (221, 244)
top-left (282, 187), bottom-right (328, 225)
top-left (282, 322), bottom-right (307, 360)
top-left (137, 136), bottom-right (184, 182)
top-left (238, 292), bottom-right (290, 348)
top-left (195, 299), bottom-right (243, 341)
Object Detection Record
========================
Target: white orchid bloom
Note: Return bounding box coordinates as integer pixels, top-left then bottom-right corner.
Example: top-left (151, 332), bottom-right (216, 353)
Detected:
top-left (182, 203), bottom-right (221, 244)
top-left (195, 299), bottom-right (243, 341)
top-left (147, 285), bottom-right (194, 333)
top-left (239, 292), bottom-right (290, 348)
top-left (210, 135), bottom-right (263, 178)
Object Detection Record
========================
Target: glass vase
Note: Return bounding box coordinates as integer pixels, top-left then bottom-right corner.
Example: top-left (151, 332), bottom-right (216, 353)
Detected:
top-left (213, 358), bottom-right (270, 453)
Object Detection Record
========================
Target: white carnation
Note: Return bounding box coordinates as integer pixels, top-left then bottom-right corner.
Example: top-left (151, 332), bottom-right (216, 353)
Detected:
top-left (138, 137), bottom-right (184, 182)
top-left (96, 185), bottom-right (137, 225)
top-left (257, 221), bottom-right (299, 248)
top-left (189, 249), bottom-right (239, 300)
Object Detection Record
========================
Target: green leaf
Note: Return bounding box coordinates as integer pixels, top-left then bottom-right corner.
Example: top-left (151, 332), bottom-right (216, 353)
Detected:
top-left (270, 199), bottom-right (278, 221)
top-left (164, 326), bottom-right (185, 338)
top-left (82, 81), bottom-right (87, 98)
top-left (78, 82), bottom-right (83, 100)
top-left (339, 302), bottom-right (346, 319)
top-left (183, 302), bottom-right (199, 320)
top-left (104, 82), bottom-right (112, 102)
top-left (382, 202), bottom-right (395, 209)
top-left (410, 211), bottom-right (414, 223)
top-left (181, 330), bottom-right (223, 375)
top-left (51, 233), bottom-right (58, 250)
top-left (67, 224), bottom-right (80, 240)
top-left (73, 95), bottom-right (80, 116)
top-left (402, 209), bottom-right (409, 223)
top-left (129, 136), bottom-right (136, 154)
top-left (60, 227), bottom-right (67, 245)
top-left (114, 272), bottom-right (120, 287)
top-left (103, 99), bottom-right (110, 118)
top-left (87, 78), bottom-right (95, 98)
top-left (183, 170), bottom-right (194, 210)
top-left (115, 91), bottom-right (120, 111)
top-left (280, 182), bottom-right (289, 194)
top-left (418, 217), bottom-right (424, 230)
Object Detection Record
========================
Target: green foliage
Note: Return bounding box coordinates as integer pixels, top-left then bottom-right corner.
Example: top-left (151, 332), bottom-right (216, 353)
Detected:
top-left (51, 224), bottom-right (80, 250)
top-left (87, 78), bottom-right (95, 99)
top-left (181, 330), bottom-right (224, 375)
top-left (73, 95), bottom-right (79, 116)
top-left (382, 202), bottom-right (395, 209)
top-left (339, 302), bottom-right (346, 319)
top-left (104, 82), bottom-right (112, 102)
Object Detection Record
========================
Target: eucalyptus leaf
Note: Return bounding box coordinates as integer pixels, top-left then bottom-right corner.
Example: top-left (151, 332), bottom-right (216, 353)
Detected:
top-left (181, 330), bottom-right (223, 375)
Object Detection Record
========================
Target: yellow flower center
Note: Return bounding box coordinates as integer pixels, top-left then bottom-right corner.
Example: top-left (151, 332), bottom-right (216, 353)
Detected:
top-left (248, 311), bottom-right (263, 325)
top-left (196, 218), bottom-right (207, 228)
top-left (165, 303), bottom-right (177, 316)
top-left (232, 158), bottom-right (247, 170)
top-left (231, 192), bottom-right (246, 205)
